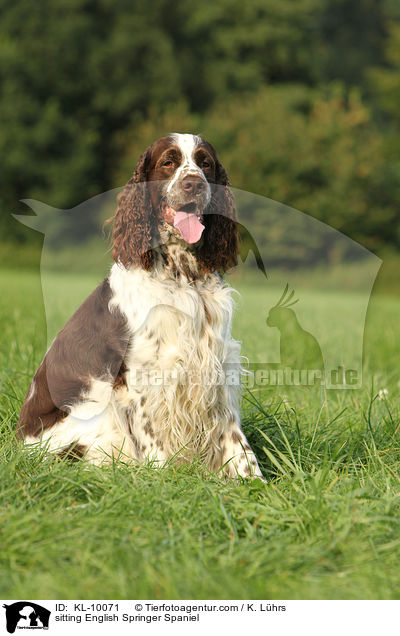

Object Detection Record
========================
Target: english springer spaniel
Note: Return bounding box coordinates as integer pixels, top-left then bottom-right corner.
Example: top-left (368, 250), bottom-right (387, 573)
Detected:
top-left (17, 133), bottom-right (263, 479)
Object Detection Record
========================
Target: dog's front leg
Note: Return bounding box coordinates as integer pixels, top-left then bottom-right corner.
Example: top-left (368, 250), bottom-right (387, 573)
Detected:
top-left (219, 422), bottom-right (264, 480)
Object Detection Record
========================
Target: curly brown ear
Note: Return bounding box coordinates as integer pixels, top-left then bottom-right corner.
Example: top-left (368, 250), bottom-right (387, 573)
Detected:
top-left (198, 159), bottom-right (238, 273)
top-left (112, 147), bottom-right (155, 269)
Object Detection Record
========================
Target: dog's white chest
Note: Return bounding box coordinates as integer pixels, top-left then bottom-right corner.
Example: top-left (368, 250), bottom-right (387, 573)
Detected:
top-left (110, 263), bottom-right (234, 369)
top-left (108, 263), bottom-right (241, 452)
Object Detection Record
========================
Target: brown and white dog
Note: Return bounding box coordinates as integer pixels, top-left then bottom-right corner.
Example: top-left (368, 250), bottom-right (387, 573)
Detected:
top-left (17, 133), bottom-right (263, 479)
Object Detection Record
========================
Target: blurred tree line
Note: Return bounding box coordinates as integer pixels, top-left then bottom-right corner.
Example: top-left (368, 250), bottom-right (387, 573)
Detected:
top-left (1, 0), bottom-right (400, 260)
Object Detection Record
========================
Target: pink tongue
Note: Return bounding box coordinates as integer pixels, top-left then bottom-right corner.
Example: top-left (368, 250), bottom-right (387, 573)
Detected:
top-left (173, 210), bottom-right (205, 244)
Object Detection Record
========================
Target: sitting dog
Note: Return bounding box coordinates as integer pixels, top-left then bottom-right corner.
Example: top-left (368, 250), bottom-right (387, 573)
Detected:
top-left (17, 133), bottom-right (263, 479)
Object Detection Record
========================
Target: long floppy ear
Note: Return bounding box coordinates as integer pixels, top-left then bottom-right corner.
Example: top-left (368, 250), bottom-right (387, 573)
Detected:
top-left (198, 159), bottom-right (238, 273)
top-left (112, 147), bottom-right (155, 269)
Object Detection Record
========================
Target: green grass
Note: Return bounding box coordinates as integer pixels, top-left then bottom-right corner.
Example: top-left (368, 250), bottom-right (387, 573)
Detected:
top-left (1, 267), bottom-right (400, 599)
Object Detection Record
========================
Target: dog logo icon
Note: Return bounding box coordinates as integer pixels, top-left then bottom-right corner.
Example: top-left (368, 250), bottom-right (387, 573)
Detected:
top-left (2, 602), bottom-right (50, 633)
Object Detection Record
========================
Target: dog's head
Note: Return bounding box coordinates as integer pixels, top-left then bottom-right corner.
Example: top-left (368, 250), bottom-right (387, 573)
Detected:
top-left (112, 133), bottom-right (238, 273)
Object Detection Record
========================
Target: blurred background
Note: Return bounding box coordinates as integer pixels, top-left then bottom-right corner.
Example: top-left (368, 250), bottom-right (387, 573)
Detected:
top-left (1, 0), bottom-right (399, 291)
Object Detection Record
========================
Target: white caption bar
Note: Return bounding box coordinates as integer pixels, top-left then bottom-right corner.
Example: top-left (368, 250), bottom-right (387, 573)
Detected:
top-left (1, 600), bottom-right (399, 635)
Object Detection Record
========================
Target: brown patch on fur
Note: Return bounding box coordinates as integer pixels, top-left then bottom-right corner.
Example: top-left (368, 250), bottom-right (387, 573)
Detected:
top-left (179, 254), bottom-right (192, 279)
top-left (231, 431), bottom-right (242, 444)
top-left (113, 361), bottom-right (127, 390)
top-left (109, 148), bottom-right (157, 269)
top-left (132, 436), bottom-right (146, 456)
top-left (17, 278), bottom-right (128, 439)
top-left (140, 395), bottom-right (146, 407)
top-left (58, 443), bottom-right (87, 461)
top-left (163, 244), bottom-right (201, 282)
top-left (197, 156), bottom-right (238, 274)
top-left (144, 421), bottom-right (155, 438)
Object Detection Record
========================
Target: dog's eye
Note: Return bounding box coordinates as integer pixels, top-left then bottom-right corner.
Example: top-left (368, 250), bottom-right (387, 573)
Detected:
top-left (201, 161), bottom-right (210, 168)
top-left (163, 160), bottom-right (173, 167)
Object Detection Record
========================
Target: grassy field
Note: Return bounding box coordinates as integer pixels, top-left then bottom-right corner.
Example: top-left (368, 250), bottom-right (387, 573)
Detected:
top-left (1, 267), bottom-right (400, 600)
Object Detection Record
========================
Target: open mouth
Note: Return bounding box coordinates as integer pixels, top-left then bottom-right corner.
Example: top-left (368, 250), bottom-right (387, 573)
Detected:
top-left (176, 201), bottom-right (202, 218)
top-left (161, 200), bottom-right (202, 218)
top-left (161, 200), bottom-right (205, 244)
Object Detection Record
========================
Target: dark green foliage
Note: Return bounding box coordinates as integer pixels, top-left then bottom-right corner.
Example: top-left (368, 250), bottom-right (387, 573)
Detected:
top-left (0, 0), bottom-right (399, 256)
top-left (0, 0), bottom-right (180, 232)
top-left (318, 0), bottom-right (388, 86)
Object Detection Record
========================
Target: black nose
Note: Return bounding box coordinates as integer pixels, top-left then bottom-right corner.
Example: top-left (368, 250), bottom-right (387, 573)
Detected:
top-left (182, 176), bottom-right (205, 195)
